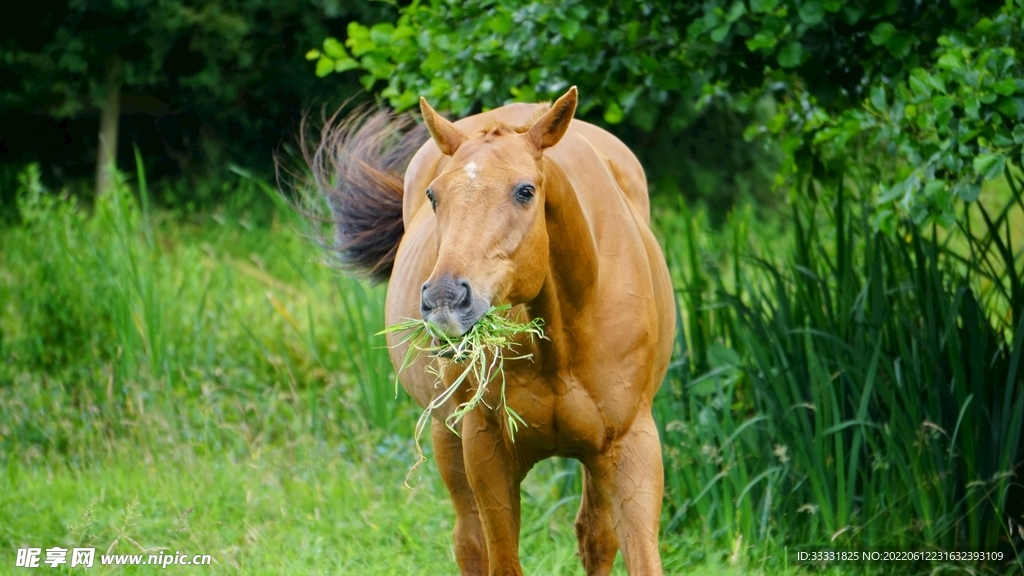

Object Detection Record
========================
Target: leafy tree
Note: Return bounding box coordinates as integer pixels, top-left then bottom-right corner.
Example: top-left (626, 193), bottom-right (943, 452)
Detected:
top-left (2, 1), bottom-right (216, 195)
top-left (309, 0), bottom-right (695, 128)
top-left (312, 0), bottom-right (1020, 227)
top-left (308, 0), bottom-right (771, 211)
top-left (0, 0), bottom-right (394, 199)
top-left (313, 1), bottom-right (997, 122)
top-left (798, 4), bottom-right (1024, 230)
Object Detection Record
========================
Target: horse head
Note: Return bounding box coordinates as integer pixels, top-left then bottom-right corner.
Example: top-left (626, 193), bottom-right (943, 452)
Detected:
top-left (417, 87), bottom-right (578, 337)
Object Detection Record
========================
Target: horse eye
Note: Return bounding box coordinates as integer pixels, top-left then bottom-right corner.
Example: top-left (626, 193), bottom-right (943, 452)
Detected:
top-left (426, 189), bottom-right (436, 210)
top-left (514, 184), bottom-right (535, 204)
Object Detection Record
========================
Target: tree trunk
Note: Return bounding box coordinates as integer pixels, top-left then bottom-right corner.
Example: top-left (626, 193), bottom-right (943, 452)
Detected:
top-left (94, 56), bottom-right (122, 197)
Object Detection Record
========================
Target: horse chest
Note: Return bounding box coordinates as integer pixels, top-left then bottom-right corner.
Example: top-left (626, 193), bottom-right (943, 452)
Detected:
top-left (490, 366), bottom-right (639, 456)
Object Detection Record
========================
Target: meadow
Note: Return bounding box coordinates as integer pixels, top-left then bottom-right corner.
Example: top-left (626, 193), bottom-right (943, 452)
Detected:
top-left (1, 157), bottom-right (1021, 574)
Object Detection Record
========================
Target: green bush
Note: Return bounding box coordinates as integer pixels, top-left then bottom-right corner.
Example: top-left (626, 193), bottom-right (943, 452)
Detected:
top-left (655, 172), bottom-right (1024, 569)
top-left (0, 161), bottom-right (408, 460)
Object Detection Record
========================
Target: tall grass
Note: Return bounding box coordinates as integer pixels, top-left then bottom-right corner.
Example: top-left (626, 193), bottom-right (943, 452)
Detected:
top-left (0, 161), bottom-right (408, 461)
top-left (655, 168), bottom-right (1024, 572)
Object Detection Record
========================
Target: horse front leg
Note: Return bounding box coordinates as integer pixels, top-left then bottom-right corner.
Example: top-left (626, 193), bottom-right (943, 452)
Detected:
top-left (460, 409), bottom-right (527, 576)
top-left (586, 411), bottom-right (664, 575)
top-left (574, 465), bottom-right (618, 575)
top-left (432, 418), bottom-right (488, 575)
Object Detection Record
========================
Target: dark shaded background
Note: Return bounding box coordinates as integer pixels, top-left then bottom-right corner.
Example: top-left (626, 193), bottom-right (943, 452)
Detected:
top-left (0, 1), bottom-right (392, 207)
top-left (0, 1), bottom-right (773, 218)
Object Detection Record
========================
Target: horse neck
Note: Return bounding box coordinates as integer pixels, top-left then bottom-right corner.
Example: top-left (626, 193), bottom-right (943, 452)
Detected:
top-left (529, 158), bottom-right (599, 362)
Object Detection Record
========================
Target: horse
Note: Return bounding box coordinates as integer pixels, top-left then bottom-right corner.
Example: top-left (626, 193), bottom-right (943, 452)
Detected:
top-left (308, 87), bottom-right (676, 575)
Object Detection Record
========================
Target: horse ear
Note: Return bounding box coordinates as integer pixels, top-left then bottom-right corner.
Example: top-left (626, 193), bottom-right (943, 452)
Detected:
top-left (419, 97), bottom-right (467, 156)
top-left (526, 86), bottom-right (578, 151)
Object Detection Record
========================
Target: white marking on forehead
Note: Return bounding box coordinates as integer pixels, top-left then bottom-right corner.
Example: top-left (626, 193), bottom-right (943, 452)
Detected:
top-left (464, 161), bottom-right (480, 180)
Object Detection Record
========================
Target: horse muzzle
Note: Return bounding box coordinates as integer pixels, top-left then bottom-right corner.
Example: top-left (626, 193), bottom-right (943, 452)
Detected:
top-left (420, 274), bottom-right (489, 338)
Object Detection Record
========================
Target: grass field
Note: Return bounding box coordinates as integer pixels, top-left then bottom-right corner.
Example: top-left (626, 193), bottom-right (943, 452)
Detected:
top-left (2, 435), bottom-right (788, 575)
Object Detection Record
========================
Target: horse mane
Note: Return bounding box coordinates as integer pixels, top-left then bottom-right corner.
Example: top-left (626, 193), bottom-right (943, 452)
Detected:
top-left (471, 103), bottom-right (549, 141)
top-left (302, 106), bottom-right (427, 283)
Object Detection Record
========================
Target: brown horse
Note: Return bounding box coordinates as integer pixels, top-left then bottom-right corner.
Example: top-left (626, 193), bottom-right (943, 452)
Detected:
top-left (309, 87), bottom-right (675, 575)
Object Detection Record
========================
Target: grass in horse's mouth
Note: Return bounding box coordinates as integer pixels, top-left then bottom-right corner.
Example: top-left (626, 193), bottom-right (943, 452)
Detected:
top-left (379, 304), bottom-right (544, 475)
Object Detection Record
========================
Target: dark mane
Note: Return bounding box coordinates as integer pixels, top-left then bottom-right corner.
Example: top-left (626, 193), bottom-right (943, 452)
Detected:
top-left (302, 107), bottom-right (427, 283)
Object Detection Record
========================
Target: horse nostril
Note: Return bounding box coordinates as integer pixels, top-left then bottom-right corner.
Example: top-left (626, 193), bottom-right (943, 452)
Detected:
top-left (455, 280), bottom-right (472, 310)
top-left (421, 276), bottom-right (473, 315)
top-left (420, 281), bottom-right (433, 313)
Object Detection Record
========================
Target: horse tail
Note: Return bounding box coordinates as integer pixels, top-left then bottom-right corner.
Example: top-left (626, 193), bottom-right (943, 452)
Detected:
top-left (303, 107), bottom-right (426, 283)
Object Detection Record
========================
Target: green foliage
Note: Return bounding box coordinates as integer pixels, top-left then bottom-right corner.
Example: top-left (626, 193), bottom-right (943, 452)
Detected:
top-left (310, 0), bottom-right (787, 214)
top-left (314, 0), bottom-right (1021, 227)
top-left (785, 2), bottom-right (1024, 230)
top-left (3, 163), bottom-right (150, 371)
top-left (0, 162), bottom-right (407, 456)
top-left (691, 0), bottom-right (1024, 229)
top-left (312, 0), bottom-right (1000, 127)
top-left (688, 0), bottom-right (994, 104)
top-left (654, 173), bottom-right (1024, 567)
top-left (307, 37), bottom-right (361, 78)
top-left (312, 0), bottom-right (696, 129)
top-left (2, 0), bottom-right (244, 117)
top-left (0, 1), bottom-right (396, 193)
